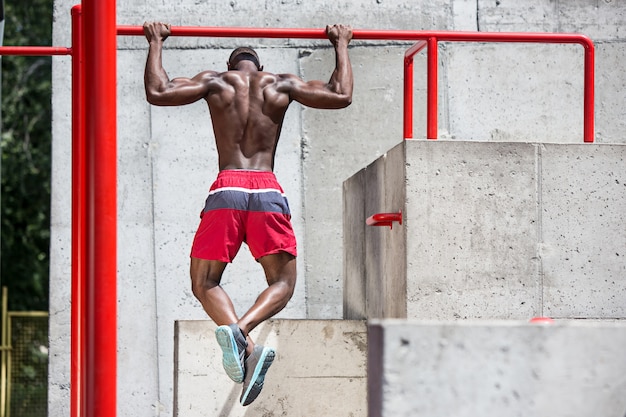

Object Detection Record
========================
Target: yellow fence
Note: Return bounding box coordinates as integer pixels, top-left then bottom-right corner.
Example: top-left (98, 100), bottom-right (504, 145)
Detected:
top-left (1, 288), bottom-right (48, 417)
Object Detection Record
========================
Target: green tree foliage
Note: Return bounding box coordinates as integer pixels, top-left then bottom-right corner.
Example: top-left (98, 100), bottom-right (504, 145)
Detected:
top-left (1, 0), bottom-right (53, 311)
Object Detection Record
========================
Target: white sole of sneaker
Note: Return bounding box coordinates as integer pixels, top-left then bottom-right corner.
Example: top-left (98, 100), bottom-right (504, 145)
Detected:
top-left (215, 326), bottom-right (244, 383)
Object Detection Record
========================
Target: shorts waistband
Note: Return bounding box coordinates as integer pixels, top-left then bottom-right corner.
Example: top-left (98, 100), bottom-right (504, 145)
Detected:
top-left (217, 169), bottom-right (276, 179)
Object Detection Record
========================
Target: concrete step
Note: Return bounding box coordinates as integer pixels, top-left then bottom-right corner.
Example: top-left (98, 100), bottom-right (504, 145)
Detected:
top-left (174, 319), bottom-right (367, 416)
top-left (175, 318), bottom-right (626, 417)
top-left (368, 319), bottom-right (626, 417)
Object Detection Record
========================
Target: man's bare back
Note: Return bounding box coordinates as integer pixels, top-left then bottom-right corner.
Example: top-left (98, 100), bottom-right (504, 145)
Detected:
top-left (143, 22), bottom-right (353, 171)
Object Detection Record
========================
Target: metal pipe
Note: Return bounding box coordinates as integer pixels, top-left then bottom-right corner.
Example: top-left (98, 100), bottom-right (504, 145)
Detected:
top-left (583, 43), bottom-right (595, 143)
top-left (426, 37), bottom-right (438, 140)
top-left (403, 41), bottom-right (427, 139)
top-left (70, 5), bottom-right (86, 417)
top-left (366, 211), bottom-right (403, 229)
top-left (83, 1), bottom-right (117, 416)
top-left (403, 57), bottom-right (414, 139)
top-left (0, 46), bottom-right (71, 56)
top-left (116, 25), bottom-right (594, 46)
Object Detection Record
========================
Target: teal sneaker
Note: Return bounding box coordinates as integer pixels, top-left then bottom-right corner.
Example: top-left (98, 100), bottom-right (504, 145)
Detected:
top-left (240, 345), bottom-right (275, 406)
top-left (215, 324), bottom-right (247, 383)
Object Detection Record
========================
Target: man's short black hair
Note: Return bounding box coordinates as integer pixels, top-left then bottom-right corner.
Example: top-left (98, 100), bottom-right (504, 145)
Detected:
top-left (229, 47), bottom-right (261, 70)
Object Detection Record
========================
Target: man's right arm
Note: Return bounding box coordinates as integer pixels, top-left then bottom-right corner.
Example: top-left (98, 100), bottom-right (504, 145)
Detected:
top-left (286, 24), bottom-right (354, 109)
top-left (144, 22), bottom-right (216, 106)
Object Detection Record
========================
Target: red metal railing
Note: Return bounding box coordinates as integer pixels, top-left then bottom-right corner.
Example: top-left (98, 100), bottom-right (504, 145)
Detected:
top-left (402, 31), bottom-right (595, 142)
top-left (0, 14), bottom-right (597, 417)
top-left (118, 25), bottom-right (595, 143)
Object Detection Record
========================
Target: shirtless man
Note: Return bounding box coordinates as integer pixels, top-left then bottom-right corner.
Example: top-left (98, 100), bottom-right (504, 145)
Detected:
top-left (143, 22), bottom-right (353, 406)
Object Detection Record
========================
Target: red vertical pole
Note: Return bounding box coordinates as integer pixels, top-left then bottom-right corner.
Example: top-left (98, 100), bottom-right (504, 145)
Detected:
top-left (403, 41), bottom-right (428, 140)
top-left (70, 6), bottom-right (86, 417)
top-left (403, 56), bottom-right (414, 139)
top-left (426, 37), bottom-right (438, 139)
top-left (583, 44), bottom-right (595, 143)
top-left (82, 0), bottom-right (117, 416)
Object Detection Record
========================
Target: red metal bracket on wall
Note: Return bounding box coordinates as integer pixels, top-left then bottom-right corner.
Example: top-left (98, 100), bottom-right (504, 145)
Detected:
top-left (366, 211), bottom-right (403, 229)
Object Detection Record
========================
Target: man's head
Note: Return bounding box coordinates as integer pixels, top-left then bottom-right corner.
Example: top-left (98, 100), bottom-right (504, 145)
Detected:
top-left (228, 47), bottom-right (263, 71)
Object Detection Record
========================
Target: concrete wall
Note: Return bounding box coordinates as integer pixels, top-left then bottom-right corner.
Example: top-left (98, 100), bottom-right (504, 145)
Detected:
top-left (174, 319), bottom-right (367, 417)
top-left (48, 0), bottom-right (626, 416)
top-left (344, 140), bottom-right (626, 320)
top-left (368, 320), bottom-right (626, 417)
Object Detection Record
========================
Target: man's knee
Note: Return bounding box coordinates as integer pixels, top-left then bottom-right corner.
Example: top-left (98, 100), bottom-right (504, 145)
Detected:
top-left (190, 275), bottom-right (219, 300)
top-left (270, 267), bottom-right (297, 299)
top-left (190, 258), bottom-right (225, 298)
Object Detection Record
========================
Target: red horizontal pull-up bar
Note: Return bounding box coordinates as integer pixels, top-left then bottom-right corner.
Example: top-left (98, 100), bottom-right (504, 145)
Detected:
top-left (116, 25), bottom-right (594, 46)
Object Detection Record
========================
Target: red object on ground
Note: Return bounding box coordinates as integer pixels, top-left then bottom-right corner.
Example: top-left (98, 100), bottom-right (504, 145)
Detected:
top-left (529, 317), bottom-right (555, 323)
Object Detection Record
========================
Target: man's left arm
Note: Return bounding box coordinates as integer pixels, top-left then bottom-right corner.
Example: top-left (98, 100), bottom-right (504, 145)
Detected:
top-left (287, 24), bottom-right (354, 109)
top-left (143, 21), bottom-right (216, 106)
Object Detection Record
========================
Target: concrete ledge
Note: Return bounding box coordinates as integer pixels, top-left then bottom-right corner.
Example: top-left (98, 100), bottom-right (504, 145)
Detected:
top-left (174, 319), bottom-right (367, 416)
top-left (368, 319), bottom-right (626, 417)
top-left (344, 140), bottom-right (626, 320)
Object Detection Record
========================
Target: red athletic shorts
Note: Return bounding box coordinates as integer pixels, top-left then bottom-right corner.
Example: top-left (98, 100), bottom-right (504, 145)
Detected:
top-left (190, 170), bottom-right (297, 262)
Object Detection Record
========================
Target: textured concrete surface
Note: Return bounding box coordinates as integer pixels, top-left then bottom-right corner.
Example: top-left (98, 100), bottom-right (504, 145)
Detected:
top-left (368, 319), bottom-right (626, 417)
top-left (344, 140), bottom-right (626, 320)
top-left (540, 144), bottom-right (626, 318)
top-left (48, 0), bottom-right (626, 416)
top-left (174, 320), bottom-right (367, 417)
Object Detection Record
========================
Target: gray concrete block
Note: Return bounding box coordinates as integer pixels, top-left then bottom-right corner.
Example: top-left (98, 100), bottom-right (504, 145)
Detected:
top-left (382, 144), bottom-right (408, 313)
top-left (405, 141), bottom-right (540, 319)
top-left (174, 319), bottom-right (367, 417)
top-left (541, 144), bottom-right (626, 318)
top-left (343, 144), bottom-right (407, 320)
top-left (368, 319), bottom-right (626, 417)
top-left (364, 156), bottom-right (388, 319)
top-left (343, 140), bottom-right (626, 321)
top-left (344, 170), bottom-right (367, 319)
top-left (364, 150), bottom-right (407, 319)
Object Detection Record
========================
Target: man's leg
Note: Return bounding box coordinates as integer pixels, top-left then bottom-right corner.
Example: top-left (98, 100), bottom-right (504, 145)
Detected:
top-left (190, 256), bottom-right (249, 383)
top-left (237, 251), bottom-right (295, 405)
top-left (189, 256), bottom-right (238, 325)
top-left (237, 251), bottom-right (297, 346)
